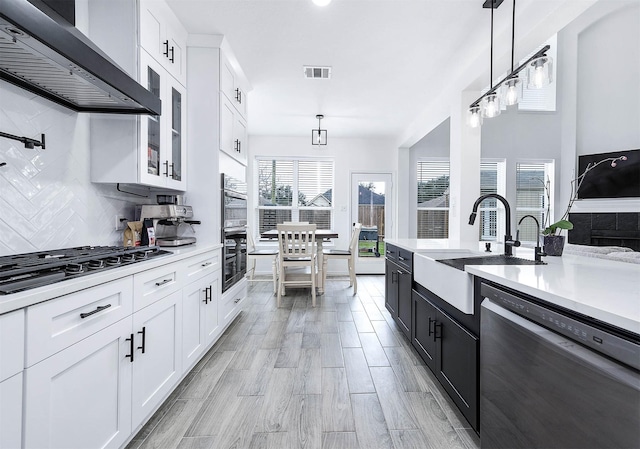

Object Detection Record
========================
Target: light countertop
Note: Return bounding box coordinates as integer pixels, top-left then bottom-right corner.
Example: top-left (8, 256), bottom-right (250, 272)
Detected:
top-left (390, 239), bottom-right (640, 334)
top-left (0, 243), bottom-right (222, 316)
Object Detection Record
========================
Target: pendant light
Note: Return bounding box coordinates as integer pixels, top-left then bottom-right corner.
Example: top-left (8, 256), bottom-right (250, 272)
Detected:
top-left (499, 0), bottom-right (523, 106)
top-left (312, 114), bottom-right (327, 145)
top-left (481, 1), bottom-right (501, 119)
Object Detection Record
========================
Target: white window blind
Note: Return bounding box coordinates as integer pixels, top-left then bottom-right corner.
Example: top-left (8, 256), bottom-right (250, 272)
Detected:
top-left (516, 162), bottom-right (551, 243)
top-left (257, 158), bottom-right (334, 233)
top-left (417, 160), bottom-right (450, 239)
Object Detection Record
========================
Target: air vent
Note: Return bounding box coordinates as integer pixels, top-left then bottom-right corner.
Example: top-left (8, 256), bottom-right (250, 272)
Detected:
top-left (304, 66), bottom-right (331, 79)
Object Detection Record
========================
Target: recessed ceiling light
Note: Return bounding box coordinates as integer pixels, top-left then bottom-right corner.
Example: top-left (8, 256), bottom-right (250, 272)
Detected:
top-left (312, 0), bottom-right (331, 6)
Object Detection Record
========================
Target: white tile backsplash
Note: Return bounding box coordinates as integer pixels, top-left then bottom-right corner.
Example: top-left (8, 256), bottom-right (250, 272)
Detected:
top-left (0, 83), bottom-right (144, 256)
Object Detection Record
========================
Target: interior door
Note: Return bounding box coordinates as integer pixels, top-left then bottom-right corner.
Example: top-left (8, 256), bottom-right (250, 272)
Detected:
top-left (351, 173), bottom-right (393, 274)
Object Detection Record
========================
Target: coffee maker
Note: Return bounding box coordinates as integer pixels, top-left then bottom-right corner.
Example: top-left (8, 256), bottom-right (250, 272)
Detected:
top-left (139, 203), bottom-right (200, 247)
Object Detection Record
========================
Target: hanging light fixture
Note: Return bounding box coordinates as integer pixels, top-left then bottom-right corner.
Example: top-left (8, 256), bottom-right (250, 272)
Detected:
top-left (312, 114), bottom-right (327, 145)
top-left (467, 0), bottom-right (553, 127)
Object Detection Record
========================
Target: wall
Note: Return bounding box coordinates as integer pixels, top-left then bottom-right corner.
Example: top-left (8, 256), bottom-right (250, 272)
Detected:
top-left (247, 135), bottom-right (397, 274)
top-left (0, 83), bottom-right (142, 256)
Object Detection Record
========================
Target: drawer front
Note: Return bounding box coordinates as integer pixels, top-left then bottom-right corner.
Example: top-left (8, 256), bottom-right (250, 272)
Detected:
top-left (396, 248), bottom-right (413, 272)
top-left (26, 277), bottom-right (133, 367)
top-left (133, 262), bottom-right (181, 311)
top-left (385, 244), bottom-right (398, 262)
top-left (182, 251), bottom-right (221, 284)
top-left (0, 309), bottom-right (24, 381)
top-left (221, 280), bottom-right (246, 324)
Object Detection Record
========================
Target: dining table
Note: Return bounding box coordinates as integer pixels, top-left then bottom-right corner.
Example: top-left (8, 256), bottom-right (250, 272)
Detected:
top-left (260, 229), bottom-right (339, 295)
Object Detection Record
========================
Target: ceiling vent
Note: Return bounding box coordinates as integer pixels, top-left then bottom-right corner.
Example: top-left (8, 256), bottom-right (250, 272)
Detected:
top-left (304, 66), bottom-right (331, 79)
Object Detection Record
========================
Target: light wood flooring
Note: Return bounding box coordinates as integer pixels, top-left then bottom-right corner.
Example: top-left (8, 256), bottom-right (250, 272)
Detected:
top-left (126, 275), bottom-right (481, 449)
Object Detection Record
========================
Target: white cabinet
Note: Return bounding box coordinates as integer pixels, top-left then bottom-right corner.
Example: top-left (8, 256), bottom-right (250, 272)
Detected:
top-left (24, 317), bottom-right (133, 449)
top-left (220, 94), bottom-right (248, 165)
top-left (1, 309), bottom-right (24, 449)
top-left (221, 278), bottom-right (247, 325)
top-left (132, 290), bottom-right (182, 428)
top-left (182, 273), bottom-right (220, 370)
top-left (220, 53), bottom-right (247, 119)
top-left (90, 0), bottom-right (187, 191)
top-left (139, 0), bottom-right (187, 86)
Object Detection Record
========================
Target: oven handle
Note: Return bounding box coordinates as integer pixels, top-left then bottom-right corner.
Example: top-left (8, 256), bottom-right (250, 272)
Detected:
top-left (223, 190), bottom-right (247, 201)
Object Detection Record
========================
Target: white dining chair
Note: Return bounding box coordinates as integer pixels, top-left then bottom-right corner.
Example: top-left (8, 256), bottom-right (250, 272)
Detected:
top-left (322, 223), bottom-right (362, 295)
top-left (276, 223), bottom-right (317, 307)
top-left (246, 229), bottom-right (279, 294)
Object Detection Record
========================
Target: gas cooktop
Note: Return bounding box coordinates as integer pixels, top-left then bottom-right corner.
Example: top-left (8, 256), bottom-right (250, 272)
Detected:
top-left (0, 246), bottom-right (172, 295)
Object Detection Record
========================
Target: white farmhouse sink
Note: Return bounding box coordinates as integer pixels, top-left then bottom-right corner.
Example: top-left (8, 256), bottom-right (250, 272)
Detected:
top-left (413, 250), bottom-right (480, 315)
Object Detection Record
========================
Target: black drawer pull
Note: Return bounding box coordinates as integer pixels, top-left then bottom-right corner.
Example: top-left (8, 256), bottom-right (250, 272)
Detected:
top-left (80, 304), bottom-right (111, 319)
top-left (398, 256), bottom-right (406, 261)
top-left (169, 46), bottom-right (175, 63)
top-left (434, 322), bottom-right (443, 341)
top-left (428, 317), bottom-right (435, 337)
top-left (163, 40), bottom-right (169, 57)
top-left (125, 334), bottom-right (134, 362)
top-left (235, 88), bottom-right (242, 104)
top-left (234, 298), bottom-right (241, 304)
top-left (137, 327), bottom-right (146, 353)
top-left (163, 160), bottom-right (169, 177)
top-left (155, 278), bottom-right (172, 286)
top-left (201, 261), bottom-right (213, 267)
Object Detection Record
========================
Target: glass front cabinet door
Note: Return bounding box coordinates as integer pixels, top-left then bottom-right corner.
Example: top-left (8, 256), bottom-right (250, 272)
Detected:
top-left (140, 50), bottom-right (186, 190)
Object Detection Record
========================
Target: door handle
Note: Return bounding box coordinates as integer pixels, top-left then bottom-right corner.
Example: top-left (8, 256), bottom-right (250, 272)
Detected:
top-left (169, 46), bottom-right (175, 63)
top-left (235, 88), bottom-right (242, 104)
top-left (434, 322), bottom-right (443, 341)
top-left (428, 317), bottom-right (435, 337)
top-left (137, 327), bottom-right (146, 353)
top-left (125, 333), bottom-right (134, 362)
top-left (163, 160), bottom-right (169, 177)
top-left (163, 40), bottom-right (169, 57)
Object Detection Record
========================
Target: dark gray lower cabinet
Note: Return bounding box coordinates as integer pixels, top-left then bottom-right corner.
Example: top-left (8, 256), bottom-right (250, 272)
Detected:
top-left (385, 259), bottom-right (411, 339)
top-left (384, 259), bottom-right (398, 316)
top-left (412, 288), bottom-right (479, 431)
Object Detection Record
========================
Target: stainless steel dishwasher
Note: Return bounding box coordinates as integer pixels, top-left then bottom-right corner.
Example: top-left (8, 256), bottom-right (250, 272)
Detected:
top-left (480, 282), bottom-right (640, 449)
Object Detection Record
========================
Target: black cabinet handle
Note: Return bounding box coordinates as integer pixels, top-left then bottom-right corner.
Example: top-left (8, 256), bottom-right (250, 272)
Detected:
top-left (203, 285), bottom-right (211, 303)
top-left (170, 163), bottom-right (176, 180)
top-left (155, 278), bottom-right (172, 286)
top-left (201, 262), bottom-right (213, 267)
top-left (80, 304), bottom-right (111, 319)
top-left (398, 270), bottom-right (404, 276)
top-left (398, 256), bottom-right (406, 261)
top-left (234, 139), bottom-right (241, 153)
top-left (391, 272), bottom-right (397, 283)
top-left (163, 160), bottom-right (169, 177)
top-left (434, 322), bottom-right (443, 341)
top-left (428, 317), bottom-right (435, 337)
top-left (169, 46), bottom-right (175, 63)
top-left (235, 88), bottom-right (242, 104)
top-left (125, 334), bottom-right (134, 362)
top-left (137, 327), bottom-right (146, 353)
top-left (234, 298), bottom-right (241, 304)
top-left (163, 40), bottom-right (169, 57)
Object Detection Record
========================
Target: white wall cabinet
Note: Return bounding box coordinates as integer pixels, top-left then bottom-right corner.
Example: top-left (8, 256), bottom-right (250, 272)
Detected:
top-left (89, 0), bottom-right (187, 191)
top-left (139, 0), bottom-right (187, 87)
top-left (220, 94), bottom-right (248, 165)
top-left (220, 53), bottom-right (247, 119)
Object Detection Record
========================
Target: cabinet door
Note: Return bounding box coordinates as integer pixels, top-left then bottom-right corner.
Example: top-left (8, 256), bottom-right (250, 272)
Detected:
top-left (165, 80), bottom-right (187, 190)
top-left (139, 50), bottom-right (166, 188)
top-left (182, 273), bottom-right (218, 371)
top-left (24, 317), bottom-right (133, 449)
top-left (385, 260), bottom-right (398, 316)
top-left (204, 275), bottom-right (221, 346)
top-left (132, 290), bottom-right (182, 428)
top-left (233, 114), bottom-right (248, 165)
top-left (220, 94), bottom-right (235, 157)
top-left (411, 290), bottom-right (437, 372)
top-left (436, 311), bottom-right (478, 430)
top-left (1, 373), bottom-right (22, 449)
top-left (396, 268), bottom-right (412, 338)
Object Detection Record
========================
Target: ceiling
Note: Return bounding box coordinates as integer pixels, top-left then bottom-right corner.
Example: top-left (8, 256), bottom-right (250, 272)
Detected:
top-left (166, 0), bottom-right (592, 145)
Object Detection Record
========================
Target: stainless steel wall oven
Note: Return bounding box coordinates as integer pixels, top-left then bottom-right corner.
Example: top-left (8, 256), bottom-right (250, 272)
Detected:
top-left (221, 174), bottom-right (247, 292)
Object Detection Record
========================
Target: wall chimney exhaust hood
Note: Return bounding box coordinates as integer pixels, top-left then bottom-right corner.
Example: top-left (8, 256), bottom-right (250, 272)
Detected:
top-left (0, 0), bottom-right (161, 115)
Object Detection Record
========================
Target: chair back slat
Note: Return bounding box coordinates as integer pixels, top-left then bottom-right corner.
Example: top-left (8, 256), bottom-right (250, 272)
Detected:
top-left (277, 223), bottom-right (317, 259)
top-left (349, 223), bottom-right (363, 254)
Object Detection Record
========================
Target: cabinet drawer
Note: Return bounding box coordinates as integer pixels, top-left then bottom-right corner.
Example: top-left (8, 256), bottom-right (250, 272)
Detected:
top-left (182, 251), bottom-right (220, 284)
top-left (385, 244), bottom-right (398, 262)
top-left (0, 309), bottom-right (24, 381)
top-left (396, 248), bottom-right (413, 272)
top-left (221, 280), bottom-right (246, 324)
top-left (26, 278), bottom-right (133, 367)
top-left (133, 262), bottom-right (181, 311)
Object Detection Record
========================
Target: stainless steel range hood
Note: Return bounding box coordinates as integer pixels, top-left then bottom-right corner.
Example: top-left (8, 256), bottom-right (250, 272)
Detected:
top-left (0, 0), bottom-right (161, 115)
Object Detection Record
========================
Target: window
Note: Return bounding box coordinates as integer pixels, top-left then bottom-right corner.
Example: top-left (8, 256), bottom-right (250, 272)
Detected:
top-left (479, 160), bottom-right (506, 241)
top-left (417, 160), bottom-right (449, 239)
top-left (257, 158), bottom-right (334, 233)
top-left (516, 162), bottom-right (554, 243)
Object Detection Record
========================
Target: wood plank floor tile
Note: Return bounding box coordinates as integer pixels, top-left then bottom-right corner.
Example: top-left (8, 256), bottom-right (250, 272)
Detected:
top-left (359, 333), bottom-right (390, 367)
top-left (338, 321), bottom-right (361, 348)
top-left (321, 333), bottom-right (344, 368)
top-left (369, 367), bottom-right (418, 430)
top-left (350, 393), bottom-right (394, 449)
top-left (351, 311), bottom-right (374, 333)
top-left (283, 394), bottom-right (322, 448)
top-left (321, 311), bottom-right (339, 333)
top-left (302, 320), bottom-right (322, 349)
top-left (179, 351), bottom-right (235, 399)
top-left (275, 332), bottom-right (303, 368)
top-left (248, 432), bottom-right (290, 449)
top-left (406, 391), bottom-right (466, 449)
top-left (238, 349), bottom-right (278, 396)
top-left (254, 367), bottom-right (296, 432)
top-left (261, 320), bottom-right (287, 349)
top-left (383, 346), bottom-right (423, 392)
top-left (389, 429), bottom-right (433, 449)
top-left (138, 399), bottom-right (205, 449)
top-left (229, 334), bottom-right (266, 370)
top-left (371, 320), bottom-right (400, 347)
top-left (286, 308), bottom-right (307, 334)
top-left (363, 302), bottom-right (385, 322)
top-left (348, 297), bottom-right (365, 312)
top-left (207, 396), bottom-right (263, 449)
top-left (336, 303), bottom-right (354, 322)
top-left (321, 432), bottom-right (360, 449)
top-left (322, 368), bottom-right (355, 432)
top-left (342, 348), bottom-right (375, 394)
top-left (175, 436), bottom-right (214, 449)
top-left (249, 317), bottom-right (272, 335)
top-left (293, 348), bottom-right (322, 395)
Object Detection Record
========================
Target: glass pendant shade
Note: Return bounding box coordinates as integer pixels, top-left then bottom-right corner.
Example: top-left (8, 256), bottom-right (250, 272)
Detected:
top-left (467, 107), bottom-right (483, 128)
top-left (500, 76), bottom-right (522, 106)
top-left (527, 56), bottom-right (553, 89)
top-left (481, 93), bottom-right (501, 118)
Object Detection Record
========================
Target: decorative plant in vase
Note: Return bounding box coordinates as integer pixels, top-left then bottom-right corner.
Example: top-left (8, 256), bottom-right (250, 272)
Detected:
top-left (541, 155), bottom-right (627, 256)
